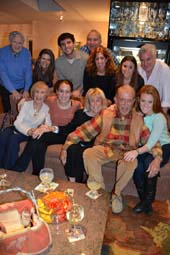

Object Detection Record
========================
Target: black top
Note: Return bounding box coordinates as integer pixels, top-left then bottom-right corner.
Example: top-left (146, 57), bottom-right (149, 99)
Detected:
top-left (59, 109), bottom-right (92, 136)
top-left (115, 73), bottom-right (144, 94)
top-left (136, 74), bottom-right (144, 93)
top-left (83, 69), bottom-right (116, 102)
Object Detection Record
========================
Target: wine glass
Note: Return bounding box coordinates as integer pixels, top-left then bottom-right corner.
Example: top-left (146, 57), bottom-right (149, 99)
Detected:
top-left (53, 214), bottom-right (61, 235)
top-left (39, 168), bottom-right (54, 190)
top-left (66, 203), bottom-right (84, 238)
top-left (0, 173), bottom-right (10, 188)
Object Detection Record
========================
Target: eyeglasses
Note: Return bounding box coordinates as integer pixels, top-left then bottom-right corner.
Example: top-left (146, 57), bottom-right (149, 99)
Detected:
top-left (118, 97), bottom-right (135, 105)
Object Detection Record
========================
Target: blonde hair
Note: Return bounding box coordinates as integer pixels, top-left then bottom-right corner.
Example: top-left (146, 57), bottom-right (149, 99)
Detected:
top-left (84, 88), bottom-right (106, 111)
top-left (30, 81), bottom-right (49, 98)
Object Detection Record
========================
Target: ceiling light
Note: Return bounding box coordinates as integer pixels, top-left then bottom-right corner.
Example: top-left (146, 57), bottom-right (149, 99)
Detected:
top-left (59, 15), bottom-right (64, 21)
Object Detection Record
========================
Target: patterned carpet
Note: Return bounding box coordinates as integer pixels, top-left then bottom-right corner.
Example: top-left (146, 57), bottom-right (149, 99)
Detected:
top-left (102, 196), bottom-right (170, 255)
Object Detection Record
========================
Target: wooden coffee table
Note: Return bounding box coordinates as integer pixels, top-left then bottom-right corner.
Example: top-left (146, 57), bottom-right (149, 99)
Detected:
top-left (0, 169), bottom-right (109, 255)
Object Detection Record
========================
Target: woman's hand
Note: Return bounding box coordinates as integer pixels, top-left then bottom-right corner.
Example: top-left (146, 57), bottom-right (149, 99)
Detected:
top-left (72, 88), bottom-right (81, 99)
top-left (27, 128), bottom-right (36, 136)
top-left (146, 157), bottom-right (161, 178)
top-left (124, 150), bottom-right (138, 161)
top-left (31, 125), bottom-right (51, 139)
top-left (60, 149), bottom-right (67, 165)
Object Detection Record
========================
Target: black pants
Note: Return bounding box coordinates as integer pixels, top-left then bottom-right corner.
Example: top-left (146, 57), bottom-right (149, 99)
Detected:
top-left (35, 132), bottom-right (67, 172)
top-left (14, 131), bottom-right (67, 175)
top-left (0, 85), bottom-right (23, 113)
top-left (33, 132), bottom-right (66, 174)
top-left (64, 143), bottom-right (92, 182)
top-left (134, 143), bottom-right (170, 187)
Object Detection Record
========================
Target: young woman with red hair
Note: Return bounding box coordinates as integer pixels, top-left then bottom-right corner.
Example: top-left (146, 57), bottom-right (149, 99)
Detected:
top-left (124, 85), bottom-right (170, 215)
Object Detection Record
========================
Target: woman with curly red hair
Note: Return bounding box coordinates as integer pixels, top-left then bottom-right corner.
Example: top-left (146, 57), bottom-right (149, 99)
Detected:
top-left (83, 46), bottom-right (117, 105)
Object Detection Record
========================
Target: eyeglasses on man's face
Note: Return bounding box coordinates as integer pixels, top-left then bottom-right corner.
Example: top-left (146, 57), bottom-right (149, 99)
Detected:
top-left (118, 97), bottom-right (135, 105)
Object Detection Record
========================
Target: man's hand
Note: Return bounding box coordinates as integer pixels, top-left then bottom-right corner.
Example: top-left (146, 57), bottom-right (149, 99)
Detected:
top-left (22, 91), bottom-right (30, 99)
top-left (60, 149), bottom-right (67, 165)
top-left (124, 150), bottom-right (138, 161)
top-left (146, 157), bottom-right (161, 178)
top-left (12, 90), bottom-right (22, 101)
top-left (72, 89), bottom-right (81, 99)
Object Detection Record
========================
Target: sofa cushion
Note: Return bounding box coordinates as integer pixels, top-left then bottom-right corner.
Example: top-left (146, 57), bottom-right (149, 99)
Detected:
top-left (46, 144), bottom-right (62, 158)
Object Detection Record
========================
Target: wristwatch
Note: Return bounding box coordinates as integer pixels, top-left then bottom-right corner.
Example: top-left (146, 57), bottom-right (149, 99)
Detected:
top-left (53, 126), bottom-right (59, 134)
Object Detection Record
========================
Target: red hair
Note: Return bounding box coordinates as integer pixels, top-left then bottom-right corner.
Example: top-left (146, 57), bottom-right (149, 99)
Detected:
top-left (138, 85), bottom-right (165, 115)
top-left (85, 46), bottom-right (117, 76)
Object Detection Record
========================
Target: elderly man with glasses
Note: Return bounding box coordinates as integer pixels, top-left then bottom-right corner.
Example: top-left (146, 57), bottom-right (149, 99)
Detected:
top-left (61, 84), bottom-right (162, 214)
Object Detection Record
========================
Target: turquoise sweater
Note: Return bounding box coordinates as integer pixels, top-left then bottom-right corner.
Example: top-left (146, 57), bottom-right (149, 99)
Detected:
top-left (144, 113), bottom-right (170, 150)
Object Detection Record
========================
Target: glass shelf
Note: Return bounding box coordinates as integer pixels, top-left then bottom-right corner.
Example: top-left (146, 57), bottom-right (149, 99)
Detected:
top-left (109, 1), bottom-right (170, 40)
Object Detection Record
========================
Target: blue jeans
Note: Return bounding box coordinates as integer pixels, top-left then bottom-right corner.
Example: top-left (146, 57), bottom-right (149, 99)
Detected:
top-left (0, 126), bottom-right (28, 170)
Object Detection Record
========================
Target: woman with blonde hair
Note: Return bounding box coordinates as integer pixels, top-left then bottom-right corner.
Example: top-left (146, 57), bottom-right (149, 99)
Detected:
top-left (61, 87), bottom-right (107, 183)
top-left (83, 46), bottom-right (117, 105)
top-left (0, 81), bottom-right (51, 170)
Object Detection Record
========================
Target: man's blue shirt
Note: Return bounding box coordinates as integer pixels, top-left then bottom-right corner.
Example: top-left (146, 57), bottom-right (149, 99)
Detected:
top-left (0, 45), bottom-right (32, 92)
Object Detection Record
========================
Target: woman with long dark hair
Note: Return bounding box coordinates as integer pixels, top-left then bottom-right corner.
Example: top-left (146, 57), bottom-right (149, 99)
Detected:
top-left (33, 48), bottom-right (57, 89)
top-left (116, 55), bottom-right (144, 92)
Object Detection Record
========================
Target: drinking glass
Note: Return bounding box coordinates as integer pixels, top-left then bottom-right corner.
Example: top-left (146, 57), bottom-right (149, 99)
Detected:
top-left (39, 168), bottom-right (54, 189)
top-left (53, 214), bottom-right (61, 235)
top-left (0, 173), bottom-right (10, 188)
top-left (66, 203), bottom-right (84, 238)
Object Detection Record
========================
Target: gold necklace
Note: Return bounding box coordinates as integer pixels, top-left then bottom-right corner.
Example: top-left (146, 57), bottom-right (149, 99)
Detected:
top-left (33, 106), bottom-right (42, 117)
top-left (33, 108), bottom-right (39, 117)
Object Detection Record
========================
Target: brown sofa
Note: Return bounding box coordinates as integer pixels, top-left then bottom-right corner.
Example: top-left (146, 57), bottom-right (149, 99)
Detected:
top-left (23, 142), bottom-right (170, 200)
top-left (1, 96), bottom-right (170, 201)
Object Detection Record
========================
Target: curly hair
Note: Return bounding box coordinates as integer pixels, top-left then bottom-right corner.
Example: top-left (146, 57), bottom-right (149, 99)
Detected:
top-left (116, 56), bottom-right (138, 89)
top-left (85, 46), bottom-right (117, 76)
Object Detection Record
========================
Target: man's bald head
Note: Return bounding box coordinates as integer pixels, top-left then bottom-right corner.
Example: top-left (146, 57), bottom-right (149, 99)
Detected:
top-left (115, 85), bottom-right (136, 116)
